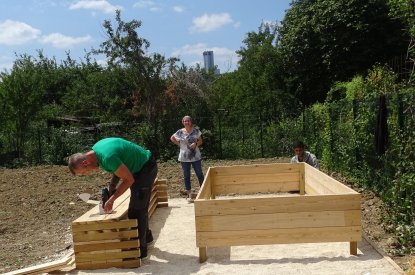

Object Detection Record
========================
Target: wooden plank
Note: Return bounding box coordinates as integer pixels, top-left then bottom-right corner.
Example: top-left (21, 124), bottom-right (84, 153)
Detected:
top-left (157, 196), bottom-right (168, 202)
top-left (109, 200), bottom-right (129, 220)
top-left (150, 191), bottom-right (157, 205)
top-left (72, 229), bottom-right (138, 242)
top-left (156, 179), bottom-right (167, 186)
top-left (196, 167), bottom-right (212, 200)
top-left (305, 164), bottom-right (357, 194)
top-left (195, 210), bottom-right (361, 232)
top-left (156, 184), bottom-right (168, 192)
top-left (212, 163), bottom-right (300, 176)
top-left (157, 191), bottom-right (168, 197)
top-left (75, 259), bottom-right (140, 269)
top-left (72, 219), bottom-right (137, 232)
top-left (157, 202), bottom-right (168, 208)
top-left (194, 194), bottom-right (360, 216)
top-left (7, 253), bottom-right (73, 275)
top-left (75, 250), bottom-right (139, 262)
top-left (148, 198), bottom-right (157, 218)
top-left (299, 163), bottom-right (305, 195)
top-left (215, 172), bottom-right (299, 185)
top-left (214, 181), bottom-right (299, 195)
top-left (74, 240), bottom-right (139, 253)
top-left (73, 189), bottom-right (132, 224)
top-left (196, 226), bottom-right (362, 247)
top-left (304, 180), bottom-right (320, 195)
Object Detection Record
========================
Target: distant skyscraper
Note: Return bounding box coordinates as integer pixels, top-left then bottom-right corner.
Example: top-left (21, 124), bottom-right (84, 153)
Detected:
top-left (203, 51), bottom-right (214, 72)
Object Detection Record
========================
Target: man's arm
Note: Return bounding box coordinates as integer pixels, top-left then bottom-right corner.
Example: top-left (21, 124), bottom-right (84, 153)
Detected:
top-left (103, 163), bottom-right (134, 213)
top-left (309, 153), bottom-right (320, 170)
top-left (108, 175), bottom-right (120, 194)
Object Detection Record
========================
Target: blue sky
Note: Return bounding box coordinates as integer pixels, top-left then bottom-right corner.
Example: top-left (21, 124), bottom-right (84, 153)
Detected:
top-left (0, 0), bottom-right (291, 74)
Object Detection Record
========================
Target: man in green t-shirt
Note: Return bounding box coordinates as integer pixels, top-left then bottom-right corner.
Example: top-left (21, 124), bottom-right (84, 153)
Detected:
top-left (68, 137), bottom-right (157, 259)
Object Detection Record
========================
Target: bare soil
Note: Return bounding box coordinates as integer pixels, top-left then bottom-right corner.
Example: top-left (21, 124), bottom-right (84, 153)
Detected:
top-left (0, 158), bottom-right (413, 273)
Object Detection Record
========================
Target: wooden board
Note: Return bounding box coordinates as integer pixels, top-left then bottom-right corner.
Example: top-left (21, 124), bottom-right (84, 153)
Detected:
top-left (214, 181), bottom-right (299, 195)
top-left (197, 167), bottom-right (213, 200)
top-left (72, 219), bottom-right (137, 232)
top-left (74, 239), bottom-right (139, 253)
top-left (7, 253), bottom-right (73, 275)
top-left (211, 163), bottom-right (300, 176)
top-left (73, 189), bottom-right (132, 224)
top-left (210, 164), bottom-right (301, 195)
top-left (304, 164), bottom-right (357, 194)
top-left (194, 194), bottom-right (360, 216)
top-left (195, 210), bottom-right (361, 231)
top-left (72, 228), bottom-right (138, 242)
top-left (196, 226), bottom-right (362, 247)
top-left (75, 259), bottom-right (141, 270)
top-left (75, 250), bottom-right (140, 262)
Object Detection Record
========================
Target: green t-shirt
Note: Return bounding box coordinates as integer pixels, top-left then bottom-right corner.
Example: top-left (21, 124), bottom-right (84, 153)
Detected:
top-left (92, 137), bottom-right (151, 174)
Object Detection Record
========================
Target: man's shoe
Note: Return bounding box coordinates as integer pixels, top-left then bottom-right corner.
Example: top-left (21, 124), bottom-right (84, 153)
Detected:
top-left (140, 251), bottom-right (148, 259)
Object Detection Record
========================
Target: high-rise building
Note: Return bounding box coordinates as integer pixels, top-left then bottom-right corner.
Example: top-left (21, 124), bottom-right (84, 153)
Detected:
top-left (203, 51), bottom-right (214, 72)
top-left (203, 51), bottom-right (220, 74)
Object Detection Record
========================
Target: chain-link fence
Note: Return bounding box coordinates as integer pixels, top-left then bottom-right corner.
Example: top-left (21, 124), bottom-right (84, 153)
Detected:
top-left (1, 92), bottom-right (414, 171)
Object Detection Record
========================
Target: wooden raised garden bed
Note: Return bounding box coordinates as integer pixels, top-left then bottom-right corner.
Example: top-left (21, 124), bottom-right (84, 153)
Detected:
top-left (194, 163), bottom-right (361, 263)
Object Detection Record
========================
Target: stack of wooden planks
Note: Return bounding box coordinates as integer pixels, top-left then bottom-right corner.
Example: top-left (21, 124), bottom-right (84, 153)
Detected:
top-left (71, 178), bottom-right (168, 270)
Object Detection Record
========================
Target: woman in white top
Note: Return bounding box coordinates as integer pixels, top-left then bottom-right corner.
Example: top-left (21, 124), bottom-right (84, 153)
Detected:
top-left (170, 116), bottom-right (205, 202)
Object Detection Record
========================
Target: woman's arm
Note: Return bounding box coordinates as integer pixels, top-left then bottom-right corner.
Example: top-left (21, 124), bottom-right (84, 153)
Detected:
top-left (170, 134), bottom-right (180, 146)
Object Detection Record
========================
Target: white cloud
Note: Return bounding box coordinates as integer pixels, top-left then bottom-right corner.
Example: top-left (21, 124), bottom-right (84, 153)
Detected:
top-left (172, 43), bottom-right (238, 72)
top-left (189, 13), bottom-right (233, 33)
top-left (0, 20), bottom-right (41, 45)
top-left (173, 6), bottom-right (184, 13)
top-left (69, 0), bottom-right (122, 14)
top-left (40, 33), bottom-right (93, 49)
top-left (171, 43), bottom-right (208, 57)
top-left (133, 0), bottom-right (161, 12)
top-left (172, 43), bottom-right (234, 57)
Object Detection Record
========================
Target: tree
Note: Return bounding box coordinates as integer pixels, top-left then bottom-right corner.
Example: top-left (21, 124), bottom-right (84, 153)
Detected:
top-left (165, 64), bottom-right (212, 119)
top-left (92, 10), bottom-right (178, 124)
top-left (278, 0), bottom-right (409, 105)
top-left (223, 22), bottom-right (296, 121)
top-left (0, 54), bottom-right (46, 156)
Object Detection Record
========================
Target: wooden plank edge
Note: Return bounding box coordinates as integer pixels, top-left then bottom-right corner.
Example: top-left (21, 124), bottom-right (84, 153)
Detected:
top-left (75, 258), bottom-right (141, 270)
top-left (362, 233), bottom-right (405, 274)
top-left (157, 202), bottom-right (169, 207)
top-left (6, 252), bottom-right (74, 275)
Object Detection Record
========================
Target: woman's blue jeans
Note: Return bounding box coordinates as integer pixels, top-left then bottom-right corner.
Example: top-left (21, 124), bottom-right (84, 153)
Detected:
top-left (181, 160), bottom-right (204, 191)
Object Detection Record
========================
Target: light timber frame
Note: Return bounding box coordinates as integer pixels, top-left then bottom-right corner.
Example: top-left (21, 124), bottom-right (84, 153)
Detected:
top-left (194, 163), bottom-right (361, 263)
top-left (71, 178), bottom-right (168, 270)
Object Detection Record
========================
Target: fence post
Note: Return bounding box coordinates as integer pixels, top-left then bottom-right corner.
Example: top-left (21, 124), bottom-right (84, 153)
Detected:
top-left (37, 128), bottom-right (42, 164)
top-left (260, 114), bottom-right (264, 158)
top-left (217, 109), bottom-right (227, 159)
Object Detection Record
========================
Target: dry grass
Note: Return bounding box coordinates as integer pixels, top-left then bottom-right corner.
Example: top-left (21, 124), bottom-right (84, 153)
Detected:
top-left (408, 257), bottom-right (415, 275)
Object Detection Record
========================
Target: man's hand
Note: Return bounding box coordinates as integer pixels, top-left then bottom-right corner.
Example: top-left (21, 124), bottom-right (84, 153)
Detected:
top-left (103, 163), bottom-right (134, 214)
top-left (104, 196), bottom-right (115, 213)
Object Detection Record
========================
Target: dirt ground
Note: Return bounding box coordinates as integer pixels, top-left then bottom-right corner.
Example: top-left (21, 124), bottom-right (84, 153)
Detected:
top-left (0, 158), bottom-right (413, 273)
